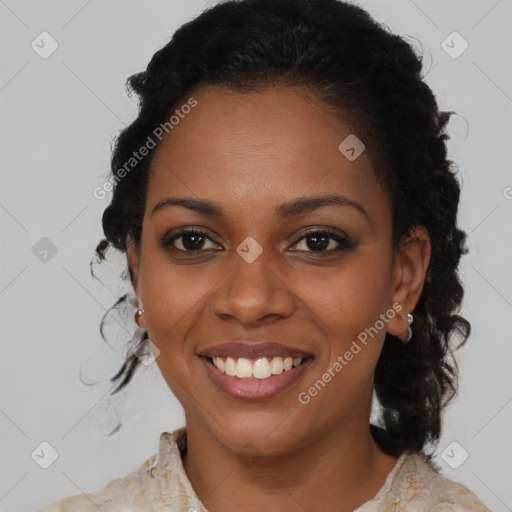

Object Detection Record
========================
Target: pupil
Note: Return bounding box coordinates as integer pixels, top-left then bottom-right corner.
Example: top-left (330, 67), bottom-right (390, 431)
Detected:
top-left (183, 233), bottom-right (204, 250)
top-left (307, 233), bottom-right (328, 251)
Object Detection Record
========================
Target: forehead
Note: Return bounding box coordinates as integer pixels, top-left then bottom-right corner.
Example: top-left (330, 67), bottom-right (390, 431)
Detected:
top-left (146, 85), bottom-right (388, 222)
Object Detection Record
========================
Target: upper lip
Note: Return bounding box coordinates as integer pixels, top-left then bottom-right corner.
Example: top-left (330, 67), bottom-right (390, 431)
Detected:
top-left (198, 341), bottom-right (314, 360)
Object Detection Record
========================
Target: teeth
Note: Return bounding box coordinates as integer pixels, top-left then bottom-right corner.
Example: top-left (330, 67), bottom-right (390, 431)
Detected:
top-left (270, 357), bottom-right (283, 375)
top-left (216, 357), bottom-right (225, 373)
top-left (224, 357), bottom-right (236, 376)
top-left (253, 358), bottom-right (271, 379)
top-left (211, 356), bottom-right (306, 379)
top-left (235, 358), bottom-right (252, 378)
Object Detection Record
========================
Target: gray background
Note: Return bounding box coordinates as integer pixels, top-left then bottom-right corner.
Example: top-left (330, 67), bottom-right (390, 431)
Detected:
top-left (0, 0), bottom-right (511, 510)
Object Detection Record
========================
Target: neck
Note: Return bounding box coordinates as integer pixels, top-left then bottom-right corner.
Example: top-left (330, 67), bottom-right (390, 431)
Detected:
top-left (181, 411), bottom-right (399, 512)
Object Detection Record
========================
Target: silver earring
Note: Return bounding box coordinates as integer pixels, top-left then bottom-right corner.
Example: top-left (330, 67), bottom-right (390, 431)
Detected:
top-left (135, 308), bottom-right (145, 321)
top-left (401, 312), bottom-right (413, 343)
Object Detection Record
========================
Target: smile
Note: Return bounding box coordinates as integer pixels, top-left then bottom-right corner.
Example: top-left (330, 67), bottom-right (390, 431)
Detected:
top-left (200, 355), bottom-right (314, 400)
top-left (210, 355), bottom-right (304, 379)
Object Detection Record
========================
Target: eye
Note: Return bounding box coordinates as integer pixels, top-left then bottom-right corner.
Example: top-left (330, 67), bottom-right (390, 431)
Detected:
top-left (289, 229), bottom-right (352, 254)
top-left (161, 227), bottom-right (353, 255)
top-left (162, 228), bottom-right (221, 252)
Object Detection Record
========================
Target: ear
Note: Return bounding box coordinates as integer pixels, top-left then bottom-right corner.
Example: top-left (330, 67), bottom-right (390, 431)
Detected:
top-left (386, 226), bottom-right (431, 341)
top-left (126, 235), bottom-right (146, 328)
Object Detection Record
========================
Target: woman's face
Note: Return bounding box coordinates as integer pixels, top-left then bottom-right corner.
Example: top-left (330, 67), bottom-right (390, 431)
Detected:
top-left (128, 85), bottom-right (411, 456)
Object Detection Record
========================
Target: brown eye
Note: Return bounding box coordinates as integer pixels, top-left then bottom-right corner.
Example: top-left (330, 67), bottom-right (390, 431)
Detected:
top-left (290, 230), bottom-right (353, 253)
top-left (162, 229), bottom-right (220, 252)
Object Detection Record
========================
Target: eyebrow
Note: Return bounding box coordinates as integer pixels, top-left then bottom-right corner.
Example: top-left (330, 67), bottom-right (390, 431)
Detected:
top-left (150, 194), bottom-right (369, 220)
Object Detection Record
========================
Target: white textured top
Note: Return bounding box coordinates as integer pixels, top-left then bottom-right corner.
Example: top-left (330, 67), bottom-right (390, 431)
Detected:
top-left (35, 427), bottom-right (490, 511)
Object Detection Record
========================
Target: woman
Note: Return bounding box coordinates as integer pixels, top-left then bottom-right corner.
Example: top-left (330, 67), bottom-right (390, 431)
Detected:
top-left (37, 0), bottom-right (490, 510)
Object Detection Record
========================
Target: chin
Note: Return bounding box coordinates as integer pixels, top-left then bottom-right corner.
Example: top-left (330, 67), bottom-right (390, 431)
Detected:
top-left (208, 410), bottom-right (308, 457)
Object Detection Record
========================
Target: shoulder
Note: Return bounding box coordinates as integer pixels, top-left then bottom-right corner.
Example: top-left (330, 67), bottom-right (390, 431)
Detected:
top-left (380, 451), bottom-right (491, 511)
top-left (34, 428), bottom-right (206, 512)
top-left (34, 453), bottom-right (158, 512)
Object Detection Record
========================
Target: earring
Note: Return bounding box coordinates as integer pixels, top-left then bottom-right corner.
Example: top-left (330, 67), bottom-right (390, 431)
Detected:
top-left (135, 308), bottom-right (145, 323)
top-left (400, 312), bottom-right (414, 343)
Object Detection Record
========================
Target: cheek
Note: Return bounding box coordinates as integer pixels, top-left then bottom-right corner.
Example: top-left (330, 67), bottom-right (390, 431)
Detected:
top-left (138, 256), bottom-right (205, 405)
top-left (292, 247), bottom-right (392, 385)
top-left (139, 237), bottom-right (219, 321)
top-left (138, 252), bottom-right (199, 357)
top-left (297, 248), bottom-right (392, 332)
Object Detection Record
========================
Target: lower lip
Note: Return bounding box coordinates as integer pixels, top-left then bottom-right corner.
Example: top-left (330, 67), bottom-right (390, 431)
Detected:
top-left (200, 356), bottom-right (313, 401)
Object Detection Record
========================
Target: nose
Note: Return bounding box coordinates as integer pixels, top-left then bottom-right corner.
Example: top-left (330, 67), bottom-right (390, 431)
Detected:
top-left (211, 244), bottom-right (295, 326)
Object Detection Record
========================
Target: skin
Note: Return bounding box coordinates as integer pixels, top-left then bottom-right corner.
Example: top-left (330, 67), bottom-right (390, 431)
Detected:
top-left (127, 85), bottom-right (431, 512)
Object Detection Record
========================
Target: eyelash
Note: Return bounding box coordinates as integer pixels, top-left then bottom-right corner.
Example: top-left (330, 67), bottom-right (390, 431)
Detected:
top-left (161, 227), bottom-right (353, 256)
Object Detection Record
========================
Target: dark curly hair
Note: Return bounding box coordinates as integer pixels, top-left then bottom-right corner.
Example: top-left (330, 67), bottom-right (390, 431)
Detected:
top-left (91, 0), bottom-right (470, 457)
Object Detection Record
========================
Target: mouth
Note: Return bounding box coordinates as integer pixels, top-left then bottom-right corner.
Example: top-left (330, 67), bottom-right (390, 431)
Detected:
top-left (205, 355), bottom-right (311, 378)
top-left (199, 354), bottom-right (314, 401)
